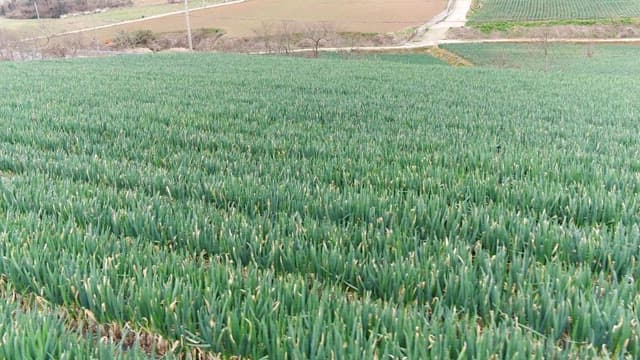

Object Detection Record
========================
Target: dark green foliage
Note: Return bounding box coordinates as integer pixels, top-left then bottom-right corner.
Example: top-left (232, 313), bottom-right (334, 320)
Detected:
top-left (114, 30), bottom-right (157, 49)
top-left (0, 52), bottom-right (639, 358)
top-left (469, 0), bottom-right (640, 22)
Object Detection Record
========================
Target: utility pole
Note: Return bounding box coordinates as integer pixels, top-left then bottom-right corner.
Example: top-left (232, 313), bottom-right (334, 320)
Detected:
top-left (33, 0), bottom-right (40, 20)
top-left (184, 0), bottom-right (193, 50)
top-left (33, 0), bottom-right (41, 60)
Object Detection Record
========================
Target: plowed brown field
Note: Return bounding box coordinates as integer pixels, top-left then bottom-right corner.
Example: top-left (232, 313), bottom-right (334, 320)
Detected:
top-left (96, 0), bottom-right (447, 38)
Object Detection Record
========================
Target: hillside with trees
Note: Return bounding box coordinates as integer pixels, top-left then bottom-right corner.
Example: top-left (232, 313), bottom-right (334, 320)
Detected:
top-left (0, 0), bottom-right (131, 19)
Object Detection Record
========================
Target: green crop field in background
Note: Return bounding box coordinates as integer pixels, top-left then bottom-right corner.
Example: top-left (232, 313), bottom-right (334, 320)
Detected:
top-left (444, 43), bottom-right (640, 74)
top-left (470, 0), bottom-right (640, 22)
top-left (1, 52), bottom-right (640, 358)
top-left (320, 52), bottom-right (446, 65)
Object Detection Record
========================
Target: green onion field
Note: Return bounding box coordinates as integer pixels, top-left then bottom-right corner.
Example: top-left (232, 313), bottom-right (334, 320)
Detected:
top-left (1, 52), bottom-right (640, 358)
top-left (470, 0), bottom-right (640, 22)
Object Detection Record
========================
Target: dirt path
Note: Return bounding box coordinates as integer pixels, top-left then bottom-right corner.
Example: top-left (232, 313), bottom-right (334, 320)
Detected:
top-left (253, 36), bottom-right (640, 56)
top-left (410, 0), bottom-right (473, 45)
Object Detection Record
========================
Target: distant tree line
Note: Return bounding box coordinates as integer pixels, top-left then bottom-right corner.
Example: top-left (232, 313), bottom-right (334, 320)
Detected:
top-left (0, 0), bottom-right (132, 19)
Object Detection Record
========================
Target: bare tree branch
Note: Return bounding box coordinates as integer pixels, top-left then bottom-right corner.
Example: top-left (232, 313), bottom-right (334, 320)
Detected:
top-left (303, 21), bottom-right (335, 58)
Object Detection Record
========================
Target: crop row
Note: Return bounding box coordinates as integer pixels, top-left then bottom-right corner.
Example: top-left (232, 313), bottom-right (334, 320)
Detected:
top-left (0, 54), bottom-right (639, 357)
top-left (471, 0), bottom-right (640, 22)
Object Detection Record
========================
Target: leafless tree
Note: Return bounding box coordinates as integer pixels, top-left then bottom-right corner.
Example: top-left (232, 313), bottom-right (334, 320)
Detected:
top-left (253, 21), bottom-right (275, 54)
top-left (276, 20), bottom-right (298, 55)
top-left (2, 0), bottom-right (132, 19)
top-left (0, 29), bottom-right (35, 60)
top-left (303, 21), bottom-right (334, 58)
top-left (0, 30), bottom-right (16, 61)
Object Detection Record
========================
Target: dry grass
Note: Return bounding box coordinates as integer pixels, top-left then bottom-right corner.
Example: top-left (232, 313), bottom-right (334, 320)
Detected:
top-left (0, 277), bottom-right (221, 359)
top-left (427, 46), bottom-right (474, 66)
top-left (449, 23), bottom-right (640, 40)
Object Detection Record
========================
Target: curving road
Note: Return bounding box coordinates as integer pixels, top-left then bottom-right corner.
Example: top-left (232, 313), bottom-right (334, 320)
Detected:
top-left (409, 0), bottom-right (472, 45)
